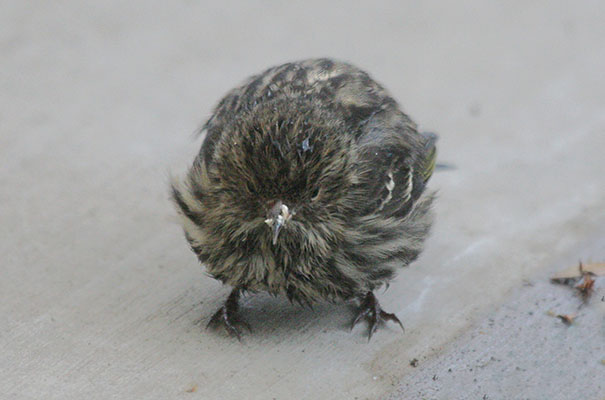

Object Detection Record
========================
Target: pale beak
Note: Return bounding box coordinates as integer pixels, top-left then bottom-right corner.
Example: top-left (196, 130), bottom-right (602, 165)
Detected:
top-left (264, 201), bottom-right (292, 245)
top-left (271, 215), bottom-right (284, 245)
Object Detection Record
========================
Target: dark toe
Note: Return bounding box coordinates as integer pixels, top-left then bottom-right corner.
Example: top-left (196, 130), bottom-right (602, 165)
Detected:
top-left (380, 310), bottom-right (405, 333)
top-left (351, 292), bottom-right (405, 341)
top-left (206, 306), bottom-right (250, 340)
top-left (351, 307), bottom-right (371, 331)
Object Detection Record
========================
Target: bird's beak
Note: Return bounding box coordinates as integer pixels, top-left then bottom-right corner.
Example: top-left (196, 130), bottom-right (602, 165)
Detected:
top-left (271, 217), bottom-right (284, 245)
top-left (265, 201), bottom-right (292, 245)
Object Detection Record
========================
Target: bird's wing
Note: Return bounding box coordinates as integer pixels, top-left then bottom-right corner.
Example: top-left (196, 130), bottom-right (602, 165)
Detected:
top-left (361, 131), bottom-right (437, 218)
top-left (418, 131), bottom-right (438, 183)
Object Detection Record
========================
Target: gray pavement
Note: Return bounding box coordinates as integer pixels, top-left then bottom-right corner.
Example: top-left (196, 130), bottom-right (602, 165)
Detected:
top-left (1, 1), bottom-right (604, 399)
top-left (386, 235), bottom-right (605, 400)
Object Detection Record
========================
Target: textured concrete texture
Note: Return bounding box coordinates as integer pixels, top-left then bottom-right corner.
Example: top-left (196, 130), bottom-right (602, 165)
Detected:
top-left (1, 1), bottom-right (604, 399)
top-left (386, 236), bottom-right (605, 400)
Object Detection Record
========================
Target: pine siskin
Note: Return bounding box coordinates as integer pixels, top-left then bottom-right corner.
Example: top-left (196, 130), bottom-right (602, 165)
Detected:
top-left (172, 58), bottom-right (437, 340)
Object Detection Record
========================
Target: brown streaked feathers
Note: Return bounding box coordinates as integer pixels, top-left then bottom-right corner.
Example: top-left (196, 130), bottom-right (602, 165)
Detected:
top-left (172, 58), bottom-right (436, 338)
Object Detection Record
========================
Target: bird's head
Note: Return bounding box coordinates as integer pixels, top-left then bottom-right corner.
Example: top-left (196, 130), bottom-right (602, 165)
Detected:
top-left (190, 98), bottom-right (364, 253)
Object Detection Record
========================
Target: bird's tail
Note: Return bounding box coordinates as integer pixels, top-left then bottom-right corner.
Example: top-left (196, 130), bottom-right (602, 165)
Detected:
top-left (419, 131), bottom-right (438, 182)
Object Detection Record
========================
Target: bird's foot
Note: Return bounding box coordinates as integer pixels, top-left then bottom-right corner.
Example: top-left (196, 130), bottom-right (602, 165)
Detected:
top-left (206, 289), bottom-right (251, 340)
top-left (351, 292), bottom-right (404, 341)
top-left (207, 306), bottom-right (251, 340)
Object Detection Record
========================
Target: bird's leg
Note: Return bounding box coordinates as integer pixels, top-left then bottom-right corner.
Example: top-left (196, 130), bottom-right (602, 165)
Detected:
top-left (207, 288), bottom-right (251, 340)
top-left (351, 291), bottom-right (404, 341)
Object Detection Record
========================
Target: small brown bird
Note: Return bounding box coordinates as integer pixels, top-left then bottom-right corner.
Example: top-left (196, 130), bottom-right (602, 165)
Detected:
top-left (172, 58), bottom-right (436, 340)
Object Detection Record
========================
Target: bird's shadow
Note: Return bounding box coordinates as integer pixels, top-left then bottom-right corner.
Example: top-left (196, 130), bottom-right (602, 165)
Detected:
top-left (194, 292), bottom-right (357, 341)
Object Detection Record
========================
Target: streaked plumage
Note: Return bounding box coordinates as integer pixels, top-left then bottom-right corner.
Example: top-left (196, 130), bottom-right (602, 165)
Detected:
top-left (172, 58), bottom-right (436, 339)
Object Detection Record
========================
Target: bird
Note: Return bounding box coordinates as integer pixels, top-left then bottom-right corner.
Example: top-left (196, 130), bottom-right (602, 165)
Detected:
top-left (171, 58), bottom-right (437, 340)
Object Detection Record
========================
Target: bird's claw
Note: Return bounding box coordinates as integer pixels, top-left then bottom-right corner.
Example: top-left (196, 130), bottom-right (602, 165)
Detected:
top-left (206, 289), bottom-right (250, 340)
top-left (351, 292), bottom-right (404, 341)
top-left (207, 305), bottom-right (251, 340)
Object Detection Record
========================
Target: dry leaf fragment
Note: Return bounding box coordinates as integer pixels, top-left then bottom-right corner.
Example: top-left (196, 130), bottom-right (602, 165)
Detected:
top-left (551, 261), bottom-right (605, 282)
top-left (556, 314), bottom-right (575, 325)
top-left (410, 358), bottom-right (419, 367)
top-left (584, 262), bottom-right (605, 275)
top-left (186, 385), bottom-right (197, 393)
top-left (576, 274), bottom-right (595, 301)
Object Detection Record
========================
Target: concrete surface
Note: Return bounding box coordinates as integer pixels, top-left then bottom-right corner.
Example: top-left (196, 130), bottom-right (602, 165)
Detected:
top-left (386, 235), bottom-right (605, 400)
top-left (1, 1), bottom-right (604, 399)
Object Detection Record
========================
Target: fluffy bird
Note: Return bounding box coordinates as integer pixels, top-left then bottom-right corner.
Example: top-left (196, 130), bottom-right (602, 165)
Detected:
top-left (172, 59), bottom-right (437, 340)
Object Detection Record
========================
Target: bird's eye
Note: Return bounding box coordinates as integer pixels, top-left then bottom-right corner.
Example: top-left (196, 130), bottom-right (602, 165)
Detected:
top-left (246, 181), bottom-right (256, 194)
top-left (311, 187), bottom-right (321, 201)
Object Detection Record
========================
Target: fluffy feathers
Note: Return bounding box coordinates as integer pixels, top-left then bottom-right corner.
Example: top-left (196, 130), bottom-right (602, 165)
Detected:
top-left (172, 58), bottom-right (436, 335)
